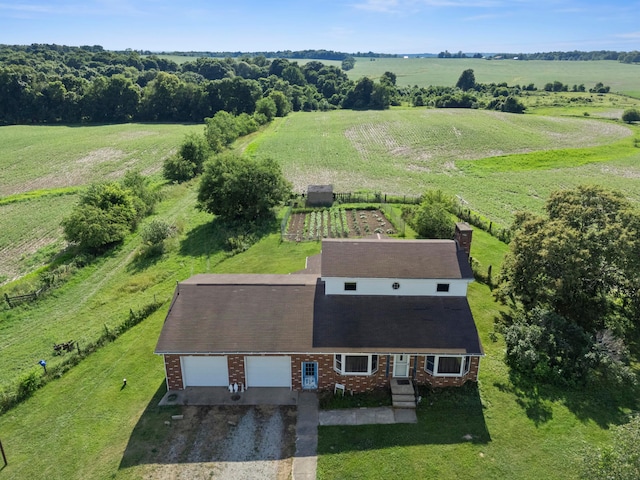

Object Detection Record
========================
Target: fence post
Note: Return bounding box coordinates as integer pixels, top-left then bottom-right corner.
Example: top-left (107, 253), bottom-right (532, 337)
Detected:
top-left (0, 438), bottom-right (7, 467)
top-left (4, 293), bottom-right (12, 309)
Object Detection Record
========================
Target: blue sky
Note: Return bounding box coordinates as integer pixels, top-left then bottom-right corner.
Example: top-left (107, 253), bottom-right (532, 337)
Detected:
top-left (1, 0), bottom-right (639, 54)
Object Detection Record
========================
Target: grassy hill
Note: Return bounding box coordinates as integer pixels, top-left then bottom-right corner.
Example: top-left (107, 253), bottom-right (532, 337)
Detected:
top-left (250, 108), bottom-right (640, 225)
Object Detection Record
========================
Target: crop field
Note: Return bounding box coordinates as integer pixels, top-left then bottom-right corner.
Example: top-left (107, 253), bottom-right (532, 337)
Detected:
top-left (348, 57), bottom-right (640, 96)
top-left (0, 123), bottom-right (201, 197)
top-left (251, 108), bottom-right (640, 225)
top-left (0, 123), bottom-right (201, 282)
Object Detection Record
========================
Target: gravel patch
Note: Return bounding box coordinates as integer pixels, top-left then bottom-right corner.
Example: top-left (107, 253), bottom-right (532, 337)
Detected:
top-left (143, 405), bottom-right (296, 480)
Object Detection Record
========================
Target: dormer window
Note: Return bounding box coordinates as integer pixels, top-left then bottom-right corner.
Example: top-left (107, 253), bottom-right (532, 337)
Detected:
top-left (344, 282), bottom-right (357, 291)
top-left (436, 283), bottom-right (450, 292)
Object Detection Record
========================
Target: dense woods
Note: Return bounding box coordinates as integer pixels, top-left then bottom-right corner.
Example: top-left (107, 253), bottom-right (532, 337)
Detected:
top-left (2, 44), bottom-right (636, 125)
top-left (0, 44), bottom-right (385, 124)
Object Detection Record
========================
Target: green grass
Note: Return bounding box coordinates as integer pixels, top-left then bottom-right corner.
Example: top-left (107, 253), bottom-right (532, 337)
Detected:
top-left (2, 104), bottom-right (640, 478)
top-left (0, 123), bottom-right (202, 197)
top-left (0, 122), bottom-right (202, 283)
top-left (252, 109), bottom-right (640, 226)
top-left (348, 58), bottom-right (640, 96)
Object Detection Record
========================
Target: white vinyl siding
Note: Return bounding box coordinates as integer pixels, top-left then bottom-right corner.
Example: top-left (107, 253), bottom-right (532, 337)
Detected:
top-left (323, 277), bottom-right (471, 296)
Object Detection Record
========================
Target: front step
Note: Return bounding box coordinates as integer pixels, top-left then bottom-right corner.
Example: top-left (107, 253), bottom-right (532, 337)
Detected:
top-left (390, 378), bottom-right (416, 408)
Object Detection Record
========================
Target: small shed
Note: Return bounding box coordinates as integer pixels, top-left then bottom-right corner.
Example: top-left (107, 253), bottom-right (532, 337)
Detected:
top-left (306, 185), bottom-right (334, 207)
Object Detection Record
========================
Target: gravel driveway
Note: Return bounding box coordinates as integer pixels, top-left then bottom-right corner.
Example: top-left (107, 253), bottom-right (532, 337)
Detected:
top-left (143, 405), bottom-right (297, 480)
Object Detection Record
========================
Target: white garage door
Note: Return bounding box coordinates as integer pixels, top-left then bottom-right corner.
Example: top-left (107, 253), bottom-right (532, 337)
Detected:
top-left (245, 356), bottom-right (292, 388)
top-left (182, 356), bottom-right (228, 387)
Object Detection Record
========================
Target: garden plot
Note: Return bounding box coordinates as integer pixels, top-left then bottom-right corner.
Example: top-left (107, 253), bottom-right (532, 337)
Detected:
top-left (287, 208), bottom-right (395, 241)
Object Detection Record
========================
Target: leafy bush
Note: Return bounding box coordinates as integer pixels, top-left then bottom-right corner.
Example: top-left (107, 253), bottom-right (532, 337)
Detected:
top-left (17, 369), bottom-right (41, 402)
top-left (622, 108), bottom-right (640, 123)
top-left (163, 155), bottom-right (197, 183)
top-left (61, 182), bottom-right (138, 251)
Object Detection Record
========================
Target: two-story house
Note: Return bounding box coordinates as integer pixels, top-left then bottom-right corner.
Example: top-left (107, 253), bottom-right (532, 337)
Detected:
top-left (155, 223), bottom-right (483, 396)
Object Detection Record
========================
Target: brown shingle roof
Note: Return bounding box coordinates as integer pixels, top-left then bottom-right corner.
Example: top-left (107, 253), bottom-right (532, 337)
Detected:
top-left (155, 275), bottom-right (482, 355)
top-left (321, 238), bottom-right (473, 279)
top-left (155, 274), bottom-right (317, 354)
top-left (312, 282), bottom-right (482, 355)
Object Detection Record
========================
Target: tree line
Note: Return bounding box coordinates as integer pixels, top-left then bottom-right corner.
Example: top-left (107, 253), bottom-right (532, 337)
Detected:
top-left (436, 49), bottom-right (640, 62)
top-left (0, 44), bottom-right (389, 124)
top-left (2, 44), bottom-right (632, 125)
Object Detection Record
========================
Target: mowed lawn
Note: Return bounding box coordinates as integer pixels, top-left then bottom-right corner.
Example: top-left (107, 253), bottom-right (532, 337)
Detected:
top-left (0, 202), bottom-right (634, 479)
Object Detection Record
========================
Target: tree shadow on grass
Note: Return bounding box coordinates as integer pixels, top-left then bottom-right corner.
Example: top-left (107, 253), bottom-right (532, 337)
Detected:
top-left (179, 215), bottom-right (279, 258)
top-left (318, 382), bottom-right (491, 455)
top-left (494, 369), bottom-right (640, 429)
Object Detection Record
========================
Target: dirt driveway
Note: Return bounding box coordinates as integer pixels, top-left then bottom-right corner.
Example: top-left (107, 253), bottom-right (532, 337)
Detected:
top-left (143, 405), bottom-right (297, 480)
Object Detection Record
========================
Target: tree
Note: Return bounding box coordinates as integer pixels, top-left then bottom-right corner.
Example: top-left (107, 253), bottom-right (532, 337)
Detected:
top-left (582, 414), bottom-right (640, 479)
top-left (456, 69), bottom-right (476, 91)
top-left (62, 183), bottom-right (137, 250)
top-left (341, 56), bottom-right (356, 71)
top-left (622, 108), bottom-right (640, 123)
top-left (163, 133), bottom-right (210, 182)
top-left (496, 185), bottom-right (640, 384)
top-left (255, 97), bottom-right (277, 122)
top-left (204, 110), bottom-right (239, 152)
top-left (500, 96), bottom-right (526, 113)
top-left (410, 192), bottom-right (455, 239)
top-left (197, 153), bottom-right (292, 221)
top-left (269, 90), bottom-right (291, 117)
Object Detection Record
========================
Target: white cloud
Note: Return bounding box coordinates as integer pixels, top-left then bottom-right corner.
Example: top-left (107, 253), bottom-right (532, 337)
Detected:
top-left (351, 0), bottom-right (400, 13)
top-left (616, 31), bottom-right (640, 39)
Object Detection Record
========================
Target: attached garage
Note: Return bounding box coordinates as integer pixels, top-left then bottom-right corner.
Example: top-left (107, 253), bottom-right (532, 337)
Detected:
top-left (182, 356), bottom-right (229, 387)
top-left (245, 356), bottom-right (292, 388)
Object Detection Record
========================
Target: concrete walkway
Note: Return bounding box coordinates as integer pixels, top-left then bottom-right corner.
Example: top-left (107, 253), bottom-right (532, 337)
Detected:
top-left (292, 397), bottom-right (418, 480)
top-left (319, 406), bottom-right (417, 426)
top-left (293, 392), bottom-right (319, 480)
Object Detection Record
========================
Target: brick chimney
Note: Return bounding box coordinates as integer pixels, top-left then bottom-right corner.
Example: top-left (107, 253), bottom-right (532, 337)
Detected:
top-left (455, 222), bottom-right (473, 258)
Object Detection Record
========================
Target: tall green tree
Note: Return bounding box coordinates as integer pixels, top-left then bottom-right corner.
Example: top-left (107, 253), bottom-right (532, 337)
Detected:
top-left (197, 153), bottom-right (292, 221)
top-left (496, 185), bottom-right (640, 384)
top-left (456, 69), bottom-right (476, 91)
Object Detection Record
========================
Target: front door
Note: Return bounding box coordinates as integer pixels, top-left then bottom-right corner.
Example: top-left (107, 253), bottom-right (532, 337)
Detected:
top-left (393, 354), bottom-right (410, 377)
top-left (302, 362), bottom-right (318, 389)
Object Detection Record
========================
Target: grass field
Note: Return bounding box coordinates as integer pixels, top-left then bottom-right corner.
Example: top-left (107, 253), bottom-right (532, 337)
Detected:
top-left (0, 123), bottom-right (201, 283)
top-left (1, 84), bottom-right (640, 478)
top-left (250, 108), bottom-right (640, 225)
top-left (0, 123), bottom-right (201, 197)
top-left (347, 57), bottom-right (640, 96)
top-left (0, 187), bottom-right (636, 479)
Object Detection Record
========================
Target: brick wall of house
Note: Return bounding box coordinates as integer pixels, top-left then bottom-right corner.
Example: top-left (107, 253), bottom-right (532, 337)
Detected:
top-left (413, 355), bottom-right (480, 387)
top-left (164, 353), bottom-right (480, 392)
top-left (164, 354), bottom-right (184, 390)
top-left (227, 354), bottom-right (245, 386)
top-left (291, 353), bottom-right (391, 393)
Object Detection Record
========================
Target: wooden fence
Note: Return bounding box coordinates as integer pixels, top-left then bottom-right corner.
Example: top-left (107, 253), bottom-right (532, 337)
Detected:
top-left (4, 289), bottom-right (42, 308)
